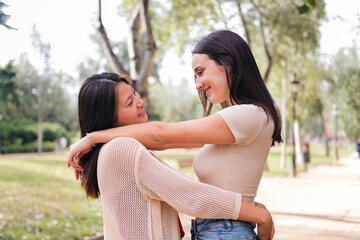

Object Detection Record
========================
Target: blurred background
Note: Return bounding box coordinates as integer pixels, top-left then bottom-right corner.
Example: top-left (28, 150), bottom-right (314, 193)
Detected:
top-left (0, 0), bottom-right (359, 239)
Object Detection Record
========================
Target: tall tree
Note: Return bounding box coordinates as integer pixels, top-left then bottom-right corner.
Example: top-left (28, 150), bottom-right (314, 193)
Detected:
top-left (235, 0), bottom-right (325, 83)
top-left (29, 25), bottom-right (53, 153)
top-left (96, 0), bottom-right (156, 113)
top-left (325, 45), bottom-right (360, 141)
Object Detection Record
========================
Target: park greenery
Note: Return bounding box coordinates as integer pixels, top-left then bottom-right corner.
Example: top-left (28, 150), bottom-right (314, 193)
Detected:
top-left (0, 143), bottom-right (352, 240)
top-left (0, 0), bottom-right (359, 238)
top-left (1, 0), bottom-right (359, 155)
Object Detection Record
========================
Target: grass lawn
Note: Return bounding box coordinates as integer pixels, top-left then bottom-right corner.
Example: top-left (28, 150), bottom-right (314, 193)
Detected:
top-left (0, 143), bottom-right (353, 239)
top-left (0, 153), bottom-right (102, 240)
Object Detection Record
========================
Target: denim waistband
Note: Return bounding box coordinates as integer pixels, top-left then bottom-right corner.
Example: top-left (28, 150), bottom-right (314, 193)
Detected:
top-left (191, 218), bottom-right (255, 233)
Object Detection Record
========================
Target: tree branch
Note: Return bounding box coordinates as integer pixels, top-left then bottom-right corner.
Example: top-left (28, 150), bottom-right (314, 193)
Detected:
top-left (137, 0), bottom-right (157, 93)
top-left (236, 0), bottom-right (251, 49)
top-left (216, 0), bottom-right (229, 29)
top-left (263, 30), bottom-right (285, 82)
top-left (250, 0), bottom-right (271, 61)
top-left (127, 3), bottom-right (142, 81)
top-left (97, 0), bottom-right (127, 75)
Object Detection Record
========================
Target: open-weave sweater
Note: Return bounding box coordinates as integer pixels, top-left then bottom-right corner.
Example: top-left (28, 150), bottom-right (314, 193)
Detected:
top-left (97, 137), bottom-right (242, 240)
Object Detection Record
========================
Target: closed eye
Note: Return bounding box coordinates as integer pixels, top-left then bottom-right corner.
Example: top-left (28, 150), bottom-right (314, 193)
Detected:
top-left (196, 70), bottom-right (204, 79)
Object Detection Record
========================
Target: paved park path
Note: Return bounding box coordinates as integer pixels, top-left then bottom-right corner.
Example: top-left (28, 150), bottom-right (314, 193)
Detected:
top-left (179, 154), bottom-right (360, 240)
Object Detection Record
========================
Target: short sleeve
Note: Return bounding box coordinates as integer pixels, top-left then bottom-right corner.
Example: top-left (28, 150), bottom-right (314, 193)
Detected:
top-left (216, 105), bottom-right (265, 145)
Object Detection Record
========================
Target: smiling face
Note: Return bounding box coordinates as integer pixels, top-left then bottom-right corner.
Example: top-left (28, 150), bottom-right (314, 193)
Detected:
top-left (115, 81), bottom-right (148, 126)
top-left (192, 53), bottom-right (230, 104)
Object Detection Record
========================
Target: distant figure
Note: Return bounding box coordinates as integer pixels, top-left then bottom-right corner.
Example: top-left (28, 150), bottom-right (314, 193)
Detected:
top-left (59, 137), bottom-right (68, 149)
top-left (356, 138), bottom-right (360, 158)
top-left (302, 141), bottom-right (310, 171)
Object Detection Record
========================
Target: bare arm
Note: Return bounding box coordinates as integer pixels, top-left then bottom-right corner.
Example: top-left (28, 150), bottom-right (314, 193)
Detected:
top-left (67, 114), bottom-right (234, 167)
top-left (239, 201), bottom-right (274, 240)
top-left (92, 114), bottom-right (234, 147)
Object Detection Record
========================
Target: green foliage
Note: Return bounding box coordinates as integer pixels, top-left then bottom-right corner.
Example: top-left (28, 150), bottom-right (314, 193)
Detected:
top-left (12, 54), bottom-right (77, 131)
top-left (3, 141), bottom-right (55, 153)
top-left (0, 61), bottom-right (21, 123)
top-left (297, 0), bottom-right (316, 14)
top-left (0, 61), bottom-right (16, 100)
top-left (148, 79), bottom-right (203, 122)
top-left (325, 45), bottom-right (360, 140)
top-left (152, 0), bottom-right (219, 55)
top-left (0, 122), bottom-right (71, 153)
top-left (0, 0), bottom-right (15, 30)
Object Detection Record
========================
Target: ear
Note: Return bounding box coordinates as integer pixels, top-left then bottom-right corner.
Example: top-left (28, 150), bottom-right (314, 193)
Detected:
top-left (226, 65), bottom-right (231, 73)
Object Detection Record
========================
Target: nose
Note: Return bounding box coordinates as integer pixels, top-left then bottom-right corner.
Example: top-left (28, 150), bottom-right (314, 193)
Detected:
top-left (137, 98), bottom-right (145, 108)
top-left (196, 80), bottom-right (204, 91)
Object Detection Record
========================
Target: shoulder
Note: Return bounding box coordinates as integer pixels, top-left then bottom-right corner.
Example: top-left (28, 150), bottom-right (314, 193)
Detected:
top-left (217, 104), bottom-right (267, 122)
top-left (219, 104), bottom-right (264, 115)
top-left (101, 137), bottom-right (146, 157)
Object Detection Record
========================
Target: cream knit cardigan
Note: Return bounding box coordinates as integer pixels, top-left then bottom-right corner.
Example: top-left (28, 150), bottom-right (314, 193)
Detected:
top-left (97, 137), bottom-right (242, 240)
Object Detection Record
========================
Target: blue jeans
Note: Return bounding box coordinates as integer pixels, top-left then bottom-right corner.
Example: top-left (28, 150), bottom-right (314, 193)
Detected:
top-left (191, 219), bottom-right (259, 240)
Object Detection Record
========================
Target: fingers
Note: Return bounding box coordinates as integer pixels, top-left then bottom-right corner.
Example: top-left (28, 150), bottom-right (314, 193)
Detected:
top-left (254, 201), bottom-right (266, 209)
top-left (75, 169), bottom-right (79, 180)
top-left (74, 169), bottom-right (83, 180)
top-left (77, 152), bottom-right (85, 159)
top-left (67, 152), bottom-right (83, 171)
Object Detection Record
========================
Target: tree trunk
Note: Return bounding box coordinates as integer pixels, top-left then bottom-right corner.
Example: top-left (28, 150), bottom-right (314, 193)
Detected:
top-left (320, 111), bottom-right (330, 156)
top-left (237, 1), bottom-right (251, 49)
top-left (262, 31), bottom-right (284, 83)
top-left (97, 0), bottom-right (127, 75)
top-left (97, 0), bottom-right (156, 118)
top-left (280, 63), bottom-right (287, 168)
top-left (128, 4), bottom-right (142, 81)
top-left (37, 80), bottom-right (42, 154)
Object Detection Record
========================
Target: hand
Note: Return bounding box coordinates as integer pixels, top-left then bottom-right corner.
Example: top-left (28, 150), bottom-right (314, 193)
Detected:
top-left (67, 135), bottom-right (93, 179)
top-left (255, 201), bottom-right (275, 240)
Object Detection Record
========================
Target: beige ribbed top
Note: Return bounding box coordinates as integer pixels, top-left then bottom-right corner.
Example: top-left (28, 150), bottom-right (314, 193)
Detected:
top-left (97, 137), bottom-right (242, 240)
top-left (193, 104), bottom-right (274, 203)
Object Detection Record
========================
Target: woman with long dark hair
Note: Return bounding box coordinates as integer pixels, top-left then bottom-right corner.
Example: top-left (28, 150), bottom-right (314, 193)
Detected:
top-left (73, 72), bottom-right (274, 240)
top-left (69, 30), bottom-right (280, 240)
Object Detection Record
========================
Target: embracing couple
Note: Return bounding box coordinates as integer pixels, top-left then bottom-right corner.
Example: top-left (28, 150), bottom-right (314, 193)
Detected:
top-left (67, 30), bottom-right (281, 240)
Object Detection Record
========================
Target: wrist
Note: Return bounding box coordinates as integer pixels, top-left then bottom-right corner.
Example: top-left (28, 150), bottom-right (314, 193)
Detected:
top-left (86, 133), bottom-right (96, 147)
top-left (256, 207), bottom-right (271, 225)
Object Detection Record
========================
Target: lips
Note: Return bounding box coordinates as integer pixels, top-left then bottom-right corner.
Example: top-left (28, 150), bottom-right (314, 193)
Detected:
top-left (203, 86), bottom-right (211, 96)
top-left (137, 109), bottom-right (145, 117)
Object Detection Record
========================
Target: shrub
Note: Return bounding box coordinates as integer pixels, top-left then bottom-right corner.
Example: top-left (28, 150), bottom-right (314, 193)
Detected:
top-left (3, 141), bottom-right (55, 153)
top-left (0, 122), bottom-right (70, 153)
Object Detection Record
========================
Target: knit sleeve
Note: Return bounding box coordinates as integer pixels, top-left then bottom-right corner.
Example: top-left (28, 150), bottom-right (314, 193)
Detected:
top-left (216, 104), bottom-right (265, 145)
top-left (134, 140), bottom-right (242, 220)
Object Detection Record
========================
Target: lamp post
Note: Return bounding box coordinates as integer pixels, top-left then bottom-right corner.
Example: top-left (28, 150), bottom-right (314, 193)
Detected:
top-left (332, 104), bottom-right (339, 162)
top-left (290, 73), bottom-right (299, 177)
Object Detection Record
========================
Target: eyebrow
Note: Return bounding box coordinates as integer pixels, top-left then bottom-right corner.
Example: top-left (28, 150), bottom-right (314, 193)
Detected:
top-left (194, 65), bottom-right (202, 73)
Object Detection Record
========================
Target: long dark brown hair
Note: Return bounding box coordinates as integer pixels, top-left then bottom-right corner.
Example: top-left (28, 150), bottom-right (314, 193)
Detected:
top-left (193, 30), bottom-right (282, 145)
top-left (78, 72), bottom-right (131, 198)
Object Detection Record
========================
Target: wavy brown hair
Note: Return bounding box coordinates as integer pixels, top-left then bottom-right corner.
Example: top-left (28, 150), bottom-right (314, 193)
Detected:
top-left (193, 30), bottom-right (282, 145)
top-left (78, 72), bottom-right (131, 198)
